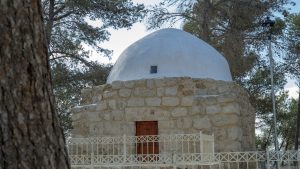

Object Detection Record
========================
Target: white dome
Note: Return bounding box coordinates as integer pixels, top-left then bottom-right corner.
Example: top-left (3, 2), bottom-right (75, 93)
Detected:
top-left (107, 28), bottom-right (232, 83)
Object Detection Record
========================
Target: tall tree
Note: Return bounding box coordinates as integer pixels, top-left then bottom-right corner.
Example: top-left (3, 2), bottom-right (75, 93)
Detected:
top-left (147, 0), bottom-right (292, 79)
top-left (284, 13), bottom-right (300, 150)
top-left (41, 0), bottom-right (144, 135)
top-left (0, 0), bottom-right (70, 168)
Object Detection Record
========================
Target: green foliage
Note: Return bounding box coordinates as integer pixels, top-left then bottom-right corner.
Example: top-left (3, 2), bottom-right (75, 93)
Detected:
top-left (43, 0), bottom-right (145, 60)
top-left (255, 92), bottom-right (298, 150)
top-left (42, 0), bottom-right (145, 136)
top-left (148, 0), bottom-right (291, 79)
top-left (52, 62), bottom-right (112, 135)
top-left (284, 13), bottom-right (300, 79)
top-left (148, 1), bottom-right (294, 73)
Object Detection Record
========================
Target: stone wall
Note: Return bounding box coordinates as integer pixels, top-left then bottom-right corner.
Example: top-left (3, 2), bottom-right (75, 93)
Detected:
top-left (71, 77), bottom-right (255, 152)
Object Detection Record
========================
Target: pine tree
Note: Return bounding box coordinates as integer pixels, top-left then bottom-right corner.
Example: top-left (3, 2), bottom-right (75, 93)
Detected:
top-left (0, 0), bottom-right (70, 168)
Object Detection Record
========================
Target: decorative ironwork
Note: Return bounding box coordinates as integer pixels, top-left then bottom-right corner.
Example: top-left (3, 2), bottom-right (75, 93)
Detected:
top-left (68, 133), bottom-right (300, 169)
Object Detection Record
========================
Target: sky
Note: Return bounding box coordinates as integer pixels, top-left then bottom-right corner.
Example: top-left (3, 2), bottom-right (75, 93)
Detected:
top-left (90, 0), bottom-right (300, 98)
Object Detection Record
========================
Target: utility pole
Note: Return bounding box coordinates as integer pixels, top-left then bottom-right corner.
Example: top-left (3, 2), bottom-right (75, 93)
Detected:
top-left (262, 17), bottom-right (279, 152)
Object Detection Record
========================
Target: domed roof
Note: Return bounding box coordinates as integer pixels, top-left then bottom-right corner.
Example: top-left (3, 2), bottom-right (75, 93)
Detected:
top-left (107, 28), bottom-right (232, 83)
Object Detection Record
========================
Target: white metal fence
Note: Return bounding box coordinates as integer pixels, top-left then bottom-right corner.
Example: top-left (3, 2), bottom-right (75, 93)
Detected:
top-left (67, 133), bottom-right (300, 169)
top-left (68, 132), bottom-right (214, 168)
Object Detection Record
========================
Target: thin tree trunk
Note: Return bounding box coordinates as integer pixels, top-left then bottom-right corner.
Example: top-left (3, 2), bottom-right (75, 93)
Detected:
top-left (0, 0), bottom-right (70, 168)
top-left (295, 86), bottom-right (300, 150)
top-left (45, 0), bottom-right (55, 46)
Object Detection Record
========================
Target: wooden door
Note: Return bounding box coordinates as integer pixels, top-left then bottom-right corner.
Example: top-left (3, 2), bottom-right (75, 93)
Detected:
top-left (136, 121), bottom-right (159, 157)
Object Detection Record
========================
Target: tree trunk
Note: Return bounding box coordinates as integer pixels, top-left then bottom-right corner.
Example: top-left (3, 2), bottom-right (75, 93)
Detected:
top-left (0, 0), bottom-right (70, 169)
top-left (295, 86), bottom-right (300, 150)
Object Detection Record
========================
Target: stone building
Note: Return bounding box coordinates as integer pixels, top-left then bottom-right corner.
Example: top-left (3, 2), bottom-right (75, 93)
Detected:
top-left (71, 28), bottom-right (255, 152)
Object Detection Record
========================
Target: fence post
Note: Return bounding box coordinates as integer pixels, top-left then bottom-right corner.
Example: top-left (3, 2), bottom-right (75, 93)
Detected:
top-left (172, 151), bottom-right (177, 169)
top-left (123, 134), bottom-right (127, 164)
top-left (200, 131), bottom-right (203, 154)
top-left (266, 150), bottom-right (270, 169)
top-left (91, 140), bottom-right (94, 169)
top-left (91, 152), bottom-right (94, 169)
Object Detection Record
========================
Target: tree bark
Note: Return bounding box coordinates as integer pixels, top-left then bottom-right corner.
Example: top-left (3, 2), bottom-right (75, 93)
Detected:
top-left (0, 0), bottom-right (70, 169)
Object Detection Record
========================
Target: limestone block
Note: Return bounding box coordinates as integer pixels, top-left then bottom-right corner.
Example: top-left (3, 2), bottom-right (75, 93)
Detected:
top-left (103, 113), bottom-right (111, 120)
top-left (191, 105), bottom-right (205, 115)
top-left (227, 127), bottom-right (242, 141)
top-left (86, 111), bottom-right (101, 121)
top-left (96, 101), bottom-right (107, 111)
top-left (120, 122), bottom-right (135, 135)
top-left (217, 140), bottom-right (241, 152)
top-left (155, 78), bottom-right (177, 87)
top-left (146, 79), bottom-right (155, 89)
top-left (134, 79), bottom-right (146, 87)
top-left (152, 110), bottom-right (171, 120)
top-left (205, 81), bottom-right (217, 90)
top-left (195, 89), bottom-right (207, 95)
top-left (176, 117), bottom-right (192, 129)
top-left (217, 93), bottom-right (236, 103)
top-left (221, 103), bottom-right (240, 114)
top-left (133, 87), bottom-right (155, 97)
top-left (123, 81), bottom-right (135, 88)
top-left (111, 110), bottom-right (124, 121)
top-left (154, 79), bottom-right (165, 87)
top-left (111, 81), bottom-right (124, 89)
top-left (71, 121), bottom-right (89, 137)
top-left (116, 99), bottom-right (127, 109)
top-left (128, 98), bottom-right (144, 107)
top-left (211, 114), bottom-right (239, 127)
top-left (165, 87), bottom-right (178, 96)
top-left (182, 88), bottom-right (194, 96)
top-left (71, 112), bottom-right (81, 121)
top-left (213, 128), bottom-right (227, 141)
top-left (103, 121), bottom-right (122, 135)
top-left (195, 81), bottom-right (206, 89)
top-left (125, 108), bottom-right (170, 121)
top-left (158, 120), bottom-right (175, 129)
top-left (171, 107), bottom-right (188, 117)
top-left (196, 96), bottom-right (218, 105)
top-left (108, 100), bottom-right (117, 109)
top-left (193, 116), bottom-right (212, 129)
top-left (180, 77), bottom-right (193, 85)
top-left (162, 97), bottom-right (179, 106)
top-left (157, 87), bottom-right (164, 96)
top-left (206, 105), bottom-right (221, 115)
top-left (103, 91), bottom-right (117, 99)
top-left (124, 109), bottom-right (139, 121)
top-left (119, 88), bottom-right (131, 97)
top-left (181, 96), bottom-right (194, 106)
top-left (145, 97), bottom-right (161, 106)
top-left (218, 85), bottom-right (231, 93)
top-left (163, 78), bottom-right (178, 86)
top-left (89, 122), bottom-right (104, 135)
top-left (108, 99), bottom-right (127, 110)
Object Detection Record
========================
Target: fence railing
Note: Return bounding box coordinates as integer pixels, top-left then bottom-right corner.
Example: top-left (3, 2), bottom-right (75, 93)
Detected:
top-left (67, 133), bottom-right (300, 169)
top-left (67, 132), bottom-right (214, 167)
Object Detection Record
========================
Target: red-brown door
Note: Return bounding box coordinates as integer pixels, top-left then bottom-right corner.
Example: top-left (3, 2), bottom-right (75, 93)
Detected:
top-left (136, 121), bottom-right (159, 159)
